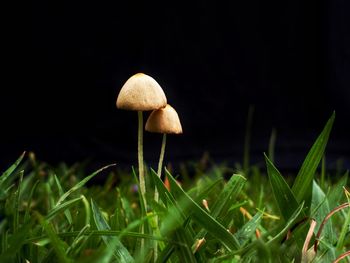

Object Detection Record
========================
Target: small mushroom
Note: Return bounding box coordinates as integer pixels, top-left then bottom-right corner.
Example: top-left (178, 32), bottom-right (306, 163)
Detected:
top-left (145, 104), bottom-right (182, 197)
top-left (145, 104), bottom-right (182, 261)
top-left (145, 104), bottom-right (183, 134)
top-left (116, 73), bottom-right (167, 210)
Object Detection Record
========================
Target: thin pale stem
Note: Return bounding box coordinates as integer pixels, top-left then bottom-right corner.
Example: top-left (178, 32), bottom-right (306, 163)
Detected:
top-left (138, 111), bottom-right (146, 209)
top-left (155, 133), bottom-right (167, 202)
top-left (333, 251), bottom-right (350, 263)
top-left (301, 219), bottom-right (317, 263)
top-left (138, 111), bottom-right (146, 254)
top-left (154, 133), bottom-right (166, 262)
top-left (314, 202), bottom-right (349, 252)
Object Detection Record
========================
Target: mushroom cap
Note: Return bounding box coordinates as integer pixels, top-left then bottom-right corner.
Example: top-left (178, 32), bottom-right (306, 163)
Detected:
top-left (116, 73), bottom-right (167, 111)
top-left (145, 104), bottom-right (183, 134)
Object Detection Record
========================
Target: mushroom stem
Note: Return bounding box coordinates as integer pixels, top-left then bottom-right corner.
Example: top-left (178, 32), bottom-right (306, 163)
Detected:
top-left (138, 111), bottom-right (146, 209)
top-left (156, 134), bottom-right (167, 194)
top-left (138, 111), bottom-right (146, 254)
top-left (154, 133), bottom-right (166, 262)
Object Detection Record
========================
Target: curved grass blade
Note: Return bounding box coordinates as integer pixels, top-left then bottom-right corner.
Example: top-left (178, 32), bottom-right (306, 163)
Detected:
top-left (267, 201), bottom-right (305, 245)
top-left (66, 224), bottom-right (90, 256)
top-left (0, 152), bottom-right (25, 188)
top-left (292, 112), bottom-right (335, 204)
top-left (56, 164), bottom-right (115, 207)
top-left (54, 174), bottom-right (73, 224)
top-left (46, 196), bottom-right (83, 222)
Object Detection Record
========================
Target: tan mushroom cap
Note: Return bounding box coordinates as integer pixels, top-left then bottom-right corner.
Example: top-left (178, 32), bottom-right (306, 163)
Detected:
top-left (145, 104), bottom-right (183, 134)
top-left (116, 73), bottom-right (167, 111)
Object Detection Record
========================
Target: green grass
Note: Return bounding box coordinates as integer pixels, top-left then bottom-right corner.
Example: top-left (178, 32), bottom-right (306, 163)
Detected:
top-left (0, 112), bottom-right (349, 262)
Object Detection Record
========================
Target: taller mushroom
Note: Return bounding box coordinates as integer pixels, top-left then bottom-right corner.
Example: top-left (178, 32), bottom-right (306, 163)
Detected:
top-left (116, 73), bottom-right (167, 208)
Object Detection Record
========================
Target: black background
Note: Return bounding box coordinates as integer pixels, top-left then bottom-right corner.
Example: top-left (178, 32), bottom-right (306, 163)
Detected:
top-left (2, 1), bottom-right (350, 172)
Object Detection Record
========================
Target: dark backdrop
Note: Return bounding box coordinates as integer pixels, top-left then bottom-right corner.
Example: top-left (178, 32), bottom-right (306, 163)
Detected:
top-left (2, 1), bottom-right (350, 171)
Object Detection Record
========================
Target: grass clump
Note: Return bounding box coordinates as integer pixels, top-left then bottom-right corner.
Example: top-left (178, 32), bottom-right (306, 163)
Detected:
top-left (0, 112), bottom-right (349, 263)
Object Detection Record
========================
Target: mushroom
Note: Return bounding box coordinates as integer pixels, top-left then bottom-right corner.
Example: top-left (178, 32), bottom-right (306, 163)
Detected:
top-left (145, 104), bottom-right (182, 198)
top-left (116, 73), bottom-right (167, 209)
top-left (145, 104), bottom-right (182, 260)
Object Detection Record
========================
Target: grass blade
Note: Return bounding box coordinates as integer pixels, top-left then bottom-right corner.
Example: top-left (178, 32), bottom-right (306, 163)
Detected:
top-left (328, 171), bottom-right (348, 207)
top-left (173, 228), bottom-right (197, 263)
top-left (210, 174), bottom-right (246, 219)
top-left (0, 223), bottom-right (31, 262)
top-left (0, 152), bottom-right (25, 189)
top-left (46, 196), bottom-right (83, 222)
top-left (267, 201), bottom-right (305, 245)
top-left (264, 154), bottom-right (300, 221)
top-left (336, 200), bottom-right (350, 252)
top-left (13, 171), bottom-right (24, 234)
top-left (65, 224), bottom-right (90, 255)
top-left (56, 164), bottom-right (115, 207)
top-left (165, 169), bottom-right (241, 251)
top-left (292, 112), bottom-right (335, 203)
top-left (91, 199), bottom-right (134, 263)
top-left (54, 174), bottom-right (73, 224)
top-left (311, 181), bottom-right (334, 244)
top-left (234, 211), bottom-right (263, 246)
top-left (24, 180), bottom-right (40, 223)
top-left (35, 212), bottom-right (71, 263)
